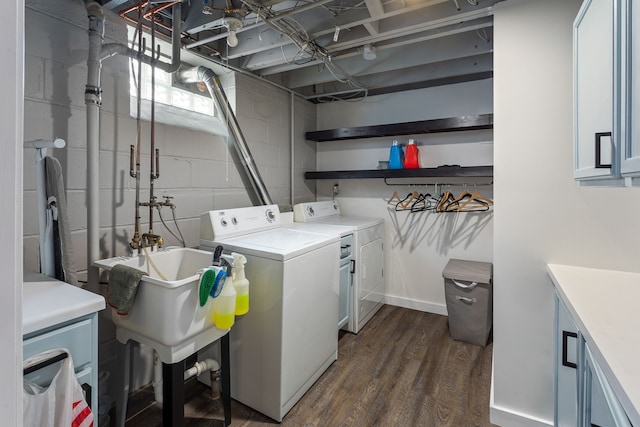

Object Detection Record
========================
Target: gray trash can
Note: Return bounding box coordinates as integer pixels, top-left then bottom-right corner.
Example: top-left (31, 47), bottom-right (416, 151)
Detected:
top-left (442, 259), bottom-right (493, 346)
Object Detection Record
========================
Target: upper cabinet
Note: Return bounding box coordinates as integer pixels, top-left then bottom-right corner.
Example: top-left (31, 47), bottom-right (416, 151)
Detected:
top-left (574, 0), bottom-right (640, 182)
top-left (622, 1), bottom-right (640, 173)
top-left (574, 0), bottom-right (620, 180)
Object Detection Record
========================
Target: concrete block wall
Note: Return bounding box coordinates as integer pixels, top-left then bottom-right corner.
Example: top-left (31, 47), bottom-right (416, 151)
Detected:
top-left (24, 0), bottom-right (317, 396)
top-left (234, 73), bottom-right (317, 207)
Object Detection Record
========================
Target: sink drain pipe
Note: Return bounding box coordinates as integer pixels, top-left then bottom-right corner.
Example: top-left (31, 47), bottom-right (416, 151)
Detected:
top-left (153, 353), bottom-right (221, 404)
top-left (177, 66), bottom-right (273, 206)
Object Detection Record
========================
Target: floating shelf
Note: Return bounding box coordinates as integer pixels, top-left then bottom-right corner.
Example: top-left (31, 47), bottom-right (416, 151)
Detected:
top-left (306, 114), bottom-right (493, 142)
top-left (304, 165), bottom-right (493, 180)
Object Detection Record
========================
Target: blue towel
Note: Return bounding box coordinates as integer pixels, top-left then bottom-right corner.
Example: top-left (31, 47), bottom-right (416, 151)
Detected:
top-left (107, 264), bottom-right (146, 315)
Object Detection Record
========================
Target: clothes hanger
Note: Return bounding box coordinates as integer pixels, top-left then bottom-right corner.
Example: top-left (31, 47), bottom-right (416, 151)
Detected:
top-left (436, 190), bottom-right (455, 212)
top-left (410, 193), bottom-right (428, 212)
top-left (458, 190), bottom-right (494, 211)
top-left (457, 197), bottom-right (490, 212)
top-left (443, 189), bottom-right (473, 212)
top-left (395, 191), bottom-right (419, 211)
top-left (387, 191), bottom-right (403, 205)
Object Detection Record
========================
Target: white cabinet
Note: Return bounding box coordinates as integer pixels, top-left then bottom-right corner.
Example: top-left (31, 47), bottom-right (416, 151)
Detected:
top-left (554, 292), bottom-right (632, 426)
top-left (574, 0), bottom-right (640, 181)
top-left (22, 272), bottom-right (105, 419)
top-left (621, 1), bottom-right (640, 174)
top-left (23, 313), bottom-right (100, 414)
top-left (574, 0), bottom-right (619, 180)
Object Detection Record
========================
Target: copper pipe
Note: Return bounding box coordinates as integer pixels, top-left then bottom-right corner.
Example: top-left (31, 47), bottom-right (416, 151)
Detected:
top-left (144, 1), bottom-right (180, 21)
top-left (119, 1), bottom-right (180, 24)
top-left (121, 13), bottom-right (221, 57)
top-left (120, 13), bottom-right (173, 33)
top-left (119, 1), bottom-right (149, 18)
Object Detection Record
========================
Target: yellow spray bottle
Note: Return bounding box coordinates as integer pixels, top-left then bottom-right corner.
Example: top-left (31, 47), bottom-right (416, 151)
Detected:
top-left (231, 252), bottom-right (249, 315)
top-left (213, 255), bottom-right (236, 329)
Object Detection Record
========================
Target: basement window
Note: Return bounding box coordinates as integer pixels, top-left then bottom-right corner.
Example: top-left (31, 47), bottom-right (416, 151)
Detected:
top-left (127, 31), bottom-right (228, 136)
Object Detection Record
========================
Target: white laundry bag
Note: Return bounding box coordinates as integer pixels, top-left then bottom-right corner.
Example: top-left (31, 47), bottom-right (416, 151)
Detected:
top-left (23, 348), bottom-right (94, 427)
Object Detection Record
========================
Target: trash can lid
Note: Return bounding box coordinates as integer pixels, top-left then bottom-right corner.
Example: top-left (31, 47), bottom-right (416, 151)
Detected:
top-left (442, 259), bottom-right (492, 283)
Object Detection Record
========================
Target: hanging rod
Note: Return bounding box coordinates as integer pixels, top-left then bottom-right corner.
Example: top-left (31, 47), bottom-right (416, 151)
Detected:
top-left (383, 177), bottom-right (494, 187)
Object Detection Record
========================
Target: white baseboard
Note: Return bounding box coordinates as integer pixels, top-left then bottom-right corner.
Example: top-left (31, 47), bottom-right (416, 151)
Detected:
top-left (384, 295), bottom-right (448, 316)
top-left (490, 363), bottom-right (553, 427)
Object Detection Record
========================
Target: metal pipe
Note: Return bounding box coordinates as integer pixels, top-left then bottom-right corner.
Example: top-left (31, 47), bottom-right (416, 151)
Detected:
top-left (290, 91), bottom-right (294, 206)
top-left (131, 23), bottom-right (144, 249)
top-left (85, 1), bottom-right (104, 292)
top-left (149, 20), bottom-right (157, 235)
top-left (100, 2), bottom-right (182, 73)
top-left (178, 66), bottom-right (273, 205)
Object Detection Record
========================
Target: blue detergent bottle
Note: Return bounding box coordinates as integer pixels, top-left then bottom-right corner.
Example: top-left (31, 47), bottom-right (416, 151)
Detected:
top-left (389, 140), bottom-right (404, 169)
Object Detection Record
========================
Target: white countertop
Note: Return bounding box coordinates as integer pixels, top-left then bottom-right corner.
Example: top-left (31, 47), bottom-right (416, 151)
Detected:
top-left (547, 264), bottom-right (640, 425)
top-left (23, 270), bottom-right (105, 336)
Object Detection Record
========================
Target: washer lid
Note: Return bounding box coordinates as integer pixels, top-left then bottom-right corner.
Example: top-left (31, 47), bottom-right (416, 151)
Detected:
top-left (304, 215), bottom-right (383, 231)
top-left (283, 222), bottom-right (354, 237)
top-left (202, 228), bottom-right (339, 261)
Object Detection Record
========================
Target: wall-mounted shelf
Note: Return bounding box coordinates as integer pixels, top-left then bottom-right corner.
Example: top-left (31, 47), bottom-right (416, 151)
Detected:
top-left (306, 114), bottom-right (493, 142)
top-left (304, 165), bottom-right (493, 180)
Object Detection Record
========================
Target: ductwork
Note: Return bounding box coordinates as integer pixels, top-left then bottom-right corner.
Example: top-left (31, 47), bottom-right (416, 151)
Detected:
top-left (178, 66), bottom-right (273, 206)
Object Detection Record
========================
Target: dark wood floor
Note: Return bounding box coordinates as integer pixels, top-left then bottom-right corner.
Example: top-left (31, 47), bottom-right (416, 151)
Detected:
top-left (123, 305), bottom-right (496, 426)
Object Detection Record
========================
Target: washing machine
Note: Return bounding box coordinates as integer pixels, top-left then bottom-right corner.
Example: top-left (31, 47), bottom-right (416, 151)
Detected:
top-left (199, 204), bottom-right (339, 422)
top-left (293, 200), bottom-right (384, 334)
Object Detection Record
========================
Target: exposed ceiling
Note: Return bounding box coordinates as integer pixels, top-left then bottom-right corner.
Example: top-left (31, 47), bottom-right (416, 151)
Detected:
top-left (101, 0), bottom-right (500, 101)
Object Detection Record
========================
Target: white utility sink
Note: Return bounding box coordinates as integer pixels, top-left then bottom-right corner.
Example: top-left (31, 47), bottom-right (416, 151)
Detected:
top-left (94, 247), bottom-right (225, 351)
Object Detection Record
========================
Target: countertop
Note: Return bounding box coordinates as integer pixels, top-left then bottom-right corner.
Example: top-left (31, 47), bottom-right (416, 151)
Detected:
top-left (547, 264), bottom-right (640, 425)
top-left (23, 270), bottom-right (105, 336)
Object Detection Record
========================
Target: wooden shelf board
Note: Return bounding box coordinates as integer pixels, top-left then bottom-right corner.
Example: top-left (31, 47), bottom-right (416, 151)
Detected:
top-left (306, 114), bottom-right (493, 142)
top-left (304, 165), bottom-right (493, 180)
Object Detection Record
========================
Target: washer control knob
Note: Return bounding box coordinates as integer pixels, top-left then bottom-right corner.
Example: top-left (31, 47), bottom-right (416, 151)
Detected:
top-left (333, 202), bottom-right (338, 210)
top-left (266, 209), bottom-right (276, 222)
top-left (221, 218), bottom-right (228, 227)
top-left (307, 206), bottom-right (314, 217)
top-left (231, 217), bottom-right (238, 225)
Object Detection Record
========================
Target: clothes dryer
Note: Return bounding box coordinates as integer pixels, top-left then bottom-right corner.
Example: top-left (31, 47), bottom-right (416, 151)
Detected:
top-left (283, 221), bottom-right (354, 330)
top-left (199, 205), bottom-right (339, 422)
top-left (293, 200), bottom-right (384, 334)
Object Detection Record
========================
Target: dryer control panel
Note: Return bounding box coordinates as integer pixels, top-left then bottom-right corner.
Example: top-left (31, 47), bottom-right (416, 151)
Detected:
top-left (200, 204), bottom-right (281, 241)
top-left (293, 200), bottom-right (340, 222)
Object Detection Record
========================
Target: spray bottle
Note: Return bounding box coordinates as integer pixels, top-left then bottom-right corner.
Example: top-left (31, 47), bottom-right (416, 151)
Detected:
top-left (231, 252), bottom-right (249, 315)
top-left (212, 254), bottom-right (236, 329)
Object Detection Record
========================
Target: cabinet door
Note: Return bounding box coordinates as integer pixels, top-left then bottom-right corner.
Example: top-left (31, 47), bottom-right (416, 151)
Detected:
top-left (555, 295), bottom-right (580, 426)
top-left (574, 0), bottom-right (620, 179)
top-left (621, 0), bottom-right (640, 175)
top-left (338, 259), bottom-right (351, 330)
top-left (584, 345), bottom-right (632, 427)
